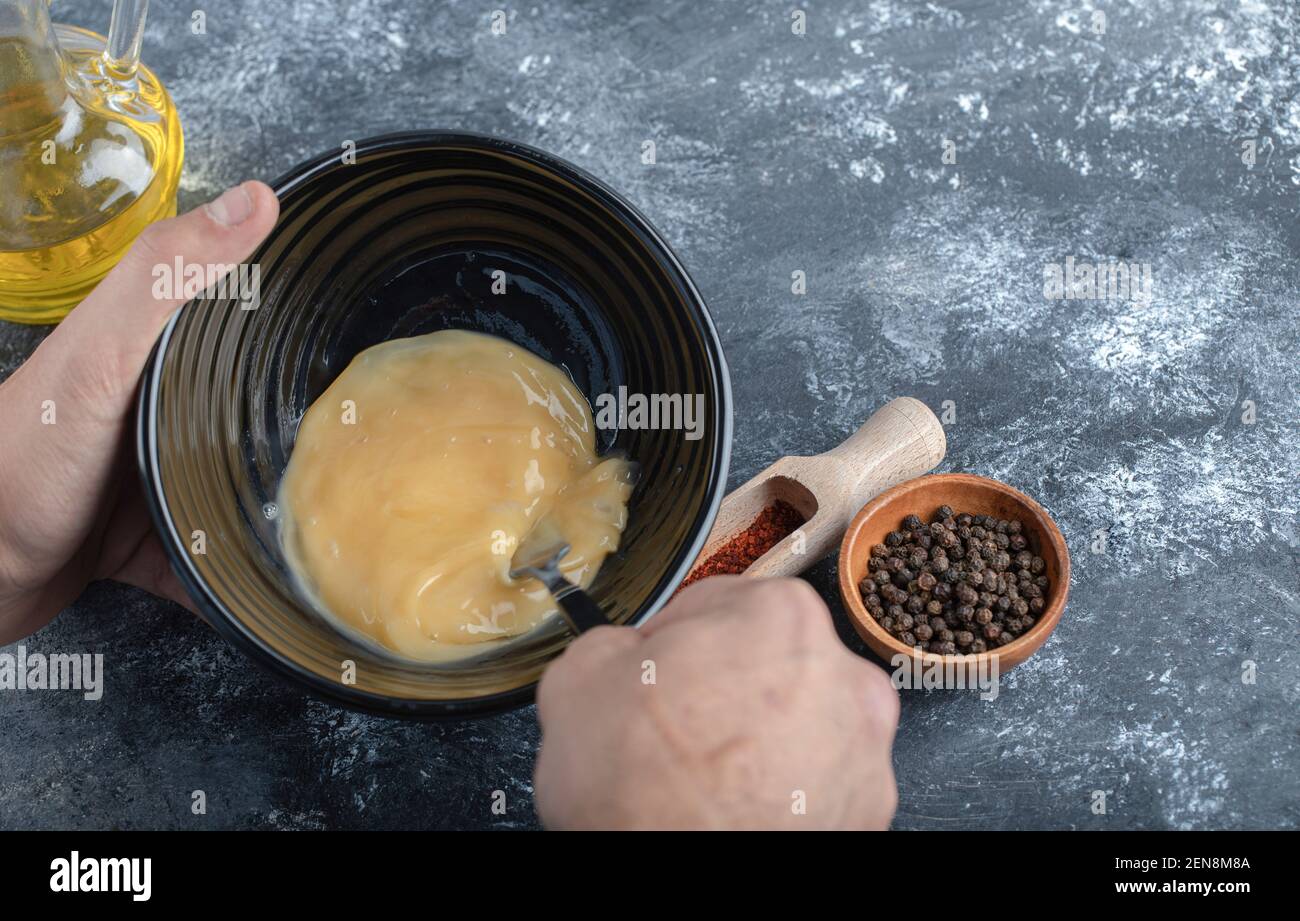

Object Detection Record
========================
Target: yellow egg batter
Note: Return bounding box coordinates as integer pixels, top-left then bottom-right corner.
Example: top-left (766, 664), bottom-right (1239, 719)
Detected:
top-left (278, 329), bottom-right (633, 662)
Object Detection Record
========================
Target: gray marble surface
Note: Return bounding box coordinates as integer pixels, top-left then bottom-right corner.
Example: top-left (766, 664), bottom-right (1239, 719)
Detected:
top-left (2, 0), bottom-right (1297, 830)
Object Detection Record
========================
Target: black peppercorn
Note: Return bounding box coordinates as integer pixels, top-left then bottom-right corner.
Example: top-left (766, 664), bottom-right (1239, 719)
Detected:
top-left (870, 506), bottom-right (1051, 657)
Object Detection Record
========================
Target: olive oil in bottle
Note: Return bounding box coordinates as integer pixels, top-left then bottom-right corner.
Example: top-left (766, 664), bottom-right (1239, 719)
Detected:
top-left (0, 2), bottom-right (183, 324)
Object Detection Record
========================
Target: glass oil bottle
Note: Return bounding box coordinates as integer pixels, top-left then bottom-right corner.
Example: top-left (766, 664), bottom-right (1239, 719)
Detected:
top-left (0, 0), bottom-right (183, 323)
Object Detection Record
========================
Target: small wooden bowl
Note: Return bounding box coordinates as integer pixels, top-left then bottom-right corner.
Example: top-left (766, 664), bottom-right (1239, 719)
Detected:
top-left (838, 473), bottom-right (1070, 675)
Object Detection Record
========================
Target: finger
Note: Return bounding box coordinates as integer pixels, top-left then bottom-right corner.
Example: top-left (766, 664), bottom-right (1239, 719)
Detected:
top-left (0, 183), bottom-right (278, 573)
top-left (639, 574), bottom-right (753, 637)
top-left (52, 179), bottom-right (280, 414)
top-left (111, 530), bottom-right (198, 615)
top-left (92, 464), bottom-right (197, 615)
top-left (857, 658), bottom-right (901, 742)
top-left (536, 625), bottom-right (640, 725)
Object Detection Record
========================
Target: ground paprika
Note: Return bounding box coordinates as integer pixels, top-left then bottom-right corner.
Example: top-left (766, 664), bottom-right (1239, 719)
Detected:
top-left (678, 500), bottom-right (806, 590)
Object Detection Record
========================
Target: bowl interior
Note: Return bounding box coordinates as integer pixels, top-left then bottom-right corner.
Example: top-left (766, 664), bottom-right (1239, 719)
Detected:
top-left (140, 134), bottom-right (730, 717)
top-left (841, 474), bottom-right (1068, 664)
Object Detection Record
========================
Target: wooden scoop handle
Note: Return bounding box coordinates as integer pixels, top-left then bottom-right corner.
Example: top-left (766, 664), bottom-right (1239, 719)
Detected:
top-left (686, 397), bottom-right (946, 582)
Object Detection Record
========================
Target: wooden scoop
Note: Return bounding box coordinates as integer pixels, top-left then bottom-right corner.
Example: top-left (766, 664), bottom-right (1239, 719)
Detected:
top-left (686, 397), bottom-right (946, 580)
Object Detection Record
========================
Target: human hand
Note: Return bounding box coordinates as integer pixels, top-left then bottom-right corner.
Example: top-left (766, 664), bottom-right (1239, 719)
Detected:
top-left (0, 182), bottom-right (279, 642)
top-left (534, 576), bottom-right (900, 830)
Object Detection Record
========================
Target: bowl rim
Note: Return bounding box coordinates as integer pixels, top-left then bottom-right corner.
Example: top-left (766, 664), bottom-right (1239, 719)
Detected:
top-left (837, 472), bottom-right (1070, 670)
top-left (135, 130), bottom-right (734, 720)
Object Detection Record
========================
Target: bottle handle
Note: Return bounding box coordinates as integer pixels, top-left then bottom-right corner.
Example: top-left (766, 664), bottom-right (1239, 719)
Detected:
top-left (103, 0), bottom-right (148, 82)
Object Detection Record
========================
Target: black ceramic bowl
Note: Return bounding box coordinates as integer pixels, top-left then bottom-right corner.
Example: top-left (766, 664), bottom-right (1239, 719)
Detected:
top-left (137, 132), bottom-right (731, 719)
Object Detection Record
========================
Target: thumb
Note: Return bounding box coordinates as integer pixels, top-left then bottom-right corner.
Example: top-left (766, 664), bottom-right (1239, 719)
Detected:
top-left (49, 179), bottom-right (280, 412)
top-left (0, 181), bottom-right (278, 607)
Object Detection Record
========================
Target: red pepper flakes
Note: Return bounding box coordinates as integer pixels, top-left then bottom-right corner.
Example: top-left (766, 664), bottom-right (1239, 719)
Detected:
top-left (679, 499), bottom-right (806, 590)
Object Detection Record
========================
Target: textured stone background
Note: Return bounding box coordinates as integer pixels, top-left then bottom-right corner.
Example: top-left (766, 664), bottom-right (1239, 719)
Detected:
top-left (1, 0), bottom-right (1297, 830)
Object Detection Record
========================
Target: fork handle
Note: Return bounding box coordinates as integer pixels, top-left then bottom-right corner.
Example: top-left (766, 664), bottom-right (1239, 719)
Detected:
top-left (553, 580), bottom-right (611, 633)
